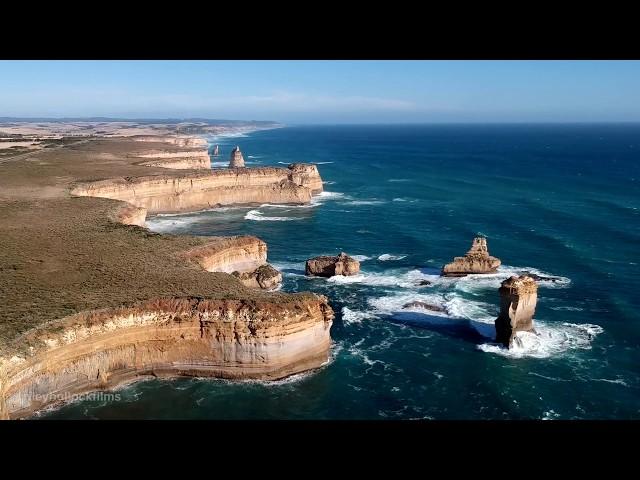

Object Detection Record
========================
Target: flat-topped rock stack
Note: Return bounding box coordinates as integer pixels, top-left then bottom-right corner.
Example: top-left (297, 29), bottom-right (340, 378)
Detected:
top-left (495, 275), bottom-right (538, 347)
top-left (442, 236), bottom-right (501, 276)
top-left (229, 146), bottom-right (245, 168)
top-left (306, 252), bottom-right (360, 277)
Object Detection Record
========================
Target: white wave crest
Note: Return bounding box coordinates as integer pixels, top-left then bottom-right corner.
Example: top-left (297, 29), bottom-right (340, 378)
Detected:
top-left (350, 255), bottom-right (372, 262)
top-left (452, 265), bottom-right (571, 293)
top-left (346, 200), bottom-right (386, 206)
top-left (327, 269), bottom-right (436, 288)
top-left (244, 210), bottom-right (301, 222)
top-left (378, 254), bottom-right (407, 261)
top-left (341, 307), bottom-right (377, 324)
top-left (478, 323), bottom-right (604, 359)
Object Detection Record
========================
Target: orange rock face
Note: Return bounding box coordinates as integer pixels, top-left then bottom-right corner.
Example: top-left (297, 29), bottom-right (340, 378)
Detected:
top-left (495, 275), bottom-right (538, 347)
top-left (442, 236), bottom-right (501, 276)
top-left (305, 252), bottom-right (360, 277)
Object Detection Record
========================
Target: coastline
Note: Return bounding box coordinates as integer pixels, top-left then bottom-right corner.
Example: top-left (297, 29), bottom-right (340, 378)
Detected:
top-left (0, 124), bottom-right (332, 419)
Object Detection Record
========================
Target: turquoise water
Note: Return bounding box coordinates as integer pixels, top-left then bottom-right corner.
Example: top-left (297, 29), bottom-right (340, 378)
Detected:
top-left (44, 125), bottom-right (640, 419)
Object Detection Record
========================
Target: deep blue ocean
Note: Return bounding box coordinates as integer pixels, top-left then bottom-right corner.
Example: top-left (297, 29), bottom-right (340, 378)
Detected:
top-left (44, 124), bottom-right (640, 419)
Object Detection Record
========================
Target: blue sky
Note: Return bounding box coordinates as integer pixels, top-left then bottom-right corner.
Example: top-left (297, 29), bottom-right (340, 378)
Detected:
top-left (1, 61), bottom-right (639, 123)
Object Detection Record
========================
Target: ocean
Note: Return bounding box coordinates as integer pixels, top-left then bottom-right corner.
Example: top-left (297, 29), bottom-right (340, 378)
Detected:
top-left (42, 124), bottom-right (640, 419)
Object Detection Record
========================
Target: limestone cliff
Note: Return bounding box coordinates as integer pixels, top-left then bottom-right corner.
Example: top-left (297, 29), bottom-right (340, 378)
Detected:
top-left (181, 237), bottom-right (282, 290)
top-left (180, 236), bottom-right (268, 273)
top-left (288, 163), bottom-right (324, 194)
top-left (71, 165), bottom-right (322, 214)
top-left (306, 252), bottom-right (360, 277)
top-left (495, 275), bottom-right (538, 347)
top-left (0, 296), bottom-right (334, 419)
top-left (442, 236), bottom-right (501, 276)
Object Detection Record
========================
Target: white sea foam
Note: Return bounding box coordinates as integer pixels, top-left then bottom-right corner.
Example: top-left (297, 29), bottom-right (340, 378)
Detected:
top-left (247, 155), bottom-right (262, 158)
top-left (378, 254), bottom-right (407, 261)
top-left (477, 322), bottom-right (604, 359)
top-left (315, 191), bottom-right (345, 199)
top-left (350, 255), bottom-right (372, 262)
top-left (327, 269), bottom-right (435, 288)
top-left (341, 307), bottom-right (377, 324)
top-left (310, 191), bottom-right (349, 206)
top-left (452, 265), bottom-right (571, 294)
top-left (346, 200), bottom-right (386, 206)
top-left (323, 181), bottom-right (336, 185)
top-left (313, 161), bottom-right (334, 164)
top-left (244, 210), bottom-right (301, 222)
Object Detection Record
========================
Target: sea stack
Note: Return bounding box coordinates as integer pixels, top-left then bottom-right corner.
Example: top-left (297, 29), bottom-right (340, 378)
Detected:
top-left (229, 145), bottom-right (245, 168)
top-left (441, 236), bottom-right (501, 276)
top-left (306, 252), bottom-right (360, 277)
top-left (495, 275), bottom-right (538, 347)
top-left (213, 144), bottom-right (219, 156)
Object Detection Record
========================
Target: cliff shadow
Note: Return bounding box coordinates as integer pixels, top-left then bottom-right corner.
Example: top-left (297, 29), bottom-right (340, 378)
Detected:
top-left (382, 310), bottom-right (492, 345)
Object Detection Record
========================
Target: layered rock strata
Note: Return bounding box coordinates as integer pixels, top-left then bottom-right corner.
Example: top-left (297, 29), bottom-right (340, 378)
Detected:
top-left (181, 236), bottom-right (268, 273)
top-left (306, 252), bottom-right (360, 277)
top-left (442, 236), bottom-right (501, 276)
top-left (495, 275), bottom-right (538, 347)
top-left (288, 163), bottom-right (324, 194)
top-left (181, 237), bottom-right (283, 290)
top-left (0, 296), bottom-right (334, 419)
top-left (71, 166), bottom-right (323, 214)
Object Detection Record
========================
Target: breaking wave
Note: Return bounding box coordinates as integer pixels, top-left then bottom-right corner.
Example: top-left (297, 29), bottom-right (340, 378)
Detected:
top-left (378, 254), bottom-right (407, 261)
top-left (244, 210), bottom-right (302, 222)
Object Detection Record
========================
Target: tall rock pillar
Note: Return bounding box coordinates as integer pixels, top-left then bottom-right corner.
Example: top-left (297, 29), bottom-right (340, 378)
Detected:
top-left (495, 275), bottom-right (538, 347)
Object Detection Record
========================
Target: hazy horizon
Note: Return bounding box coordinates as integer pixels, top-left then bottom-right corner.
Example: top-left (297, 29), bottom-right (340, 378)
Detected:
top-left (1, 60), bottom-right (640, 123)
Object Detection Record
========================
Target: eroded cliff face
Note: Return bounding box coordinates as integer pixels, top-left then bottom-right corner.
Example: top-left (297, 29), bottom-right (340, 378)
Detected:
top-left (306, 253), bottom-right (360, 277)
top-left (442, 237), bottom-right (501, 276)
top-left (71, 165), bottom-right (321, 214)
top-left (288, 163), bottom-right (324, 194)
top-left (495, 275), bottom-right (538, 347)
top-left (181, 236), bottom-right (268, 273)
top-left (0, 296), bottom-right (334, 419)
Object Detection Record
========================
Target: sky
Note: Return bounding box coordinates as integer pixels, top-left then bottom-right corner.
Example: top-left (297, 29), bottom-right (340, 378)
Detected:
top-left (0, 60), bottom-right (639, 124)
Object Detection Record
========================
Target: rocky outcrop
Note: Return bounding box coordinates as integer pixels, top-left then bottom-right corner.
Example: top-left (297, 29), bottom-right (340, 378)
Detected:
top-left (229, 146), bottom-right (245, 168)
top-left (402, 301), bottom-right (446, 313)
top-left (442, 236), bottom-right (501, 276)
top-left (305, 252), bottom-right (360, 277)
top-left (495, 275), bottom-right (538, 347)
top-left (288, 163), bottom-right (324, 194)
top-left (233, 264), bottom-right (282, 290)
top-left (136, 150), bottom-right (211, 170)
top-left (0, 296), bottom-right (334, 419)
